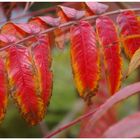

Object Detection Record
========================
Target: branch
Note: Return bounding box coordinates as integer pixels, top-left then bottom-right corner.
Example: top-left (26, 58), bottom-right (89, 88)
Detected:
top-left (0, 7), bottom-right (140, 52)
top-left (45, 81), bottom-right (140, 138)
top-left (45, 108), bottom-right (97, 138)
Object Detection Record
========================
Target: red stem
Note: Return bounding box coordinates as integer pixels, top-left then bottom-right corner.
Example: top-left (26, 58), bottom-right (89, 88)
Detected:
top-left (0, 7), bottom-right (140, 52)
top-left (45, 108), bottom-right (97, 138)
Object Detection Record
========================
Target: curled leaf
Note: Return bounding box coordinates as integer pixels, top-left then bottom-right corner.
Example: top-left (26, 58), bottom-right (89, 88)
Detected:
top-left (6, 23), bottom-right (41, 35)
top-left (96, 16), bottom-right (122, 95)
top-left (84, 2), bottom-right (109, 16)
top-left (127, 48), bottom-right (140, 76)
top-left (57, 5), bottom-right (85, 22)
top-left (37, 16), bottom-right (61, 27)
top-left (0, 22), bottom-right (40, 47)
top-left (29, 17), bottom-right (48, 31)
top-left (117, 10), bottom-right (140, 58)
top-left (1, 22), bottom-right (29, 40)
top-left (70, 21), bottom-right (100, 102)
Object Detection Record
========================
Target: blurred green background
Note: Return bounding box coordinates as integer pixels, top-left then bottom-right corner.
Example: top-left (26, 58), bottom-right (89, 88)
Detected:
top-left (0, 2), bottom-right (139, 138)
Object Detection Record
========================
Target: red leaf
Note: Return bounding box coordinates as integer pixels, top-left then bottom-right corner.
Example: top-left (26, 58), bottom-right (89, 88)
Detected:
top-left (7, 45), bottom-right (45, 125)
top-left (57, 5), bottom-right (85, 22)
top-left (7, 23), bottom-right (42, 46)
top-left (0, 57), bottom-right (8, 122)
top-left (1, 22), bottom-right (29, 40)
top-left (0, 34), bottom-right (16, 47)
top-left (84, 2), bottom-right (109, 16)
top-left (103, 112), bottom-right (140, 138)
top-left (29, 16), bottom-right (63, 49)
top-left (84, 82), bottom-right (140, 133)
top-left (29, 17), bottom-right (48, 31)
top-left (7, 23), bottom-right (41, 35)
top-left (32, 35), bottom-right (53, 108)
top-left (70, 21), bottom-right (100, 102)
top-left (1, 22), bottom-right (42, 43)
top-left (117, 10), bottom-right (140, 58)
top-left (31, 16), bottom-right (65, 49)
top-left (96, 16), bottom-right (122, 95)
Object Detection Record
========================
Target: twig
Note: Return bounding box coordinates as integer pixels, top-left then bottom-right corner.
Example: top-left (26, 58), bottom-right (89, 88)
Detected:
top-left (45, 108), bottom-right (97, 138)
top-left (0, 7), bottom-right (140, 52)
top-left (23, 2), bottom-right (34, 14)
top-left (84, 7), bottom-right (140, 22)
top-left (0, 2), bottom-right (77, 25)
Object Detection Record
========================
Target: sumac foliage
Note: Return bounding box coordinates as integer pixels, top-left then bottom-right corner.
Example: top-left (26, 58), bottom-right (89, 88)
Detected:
top-left (70, 21), bottom-right (100, 102)
top-left (0, 2), bottom-right (140, 138)
top-left (117, 10), bottom-right (140, 58)
top-left (0, 57), bottom-right (8, 122)
top-left (7, 45), bottom-right (45, 125)
top-left (96, 16), bottom-right (122, 95)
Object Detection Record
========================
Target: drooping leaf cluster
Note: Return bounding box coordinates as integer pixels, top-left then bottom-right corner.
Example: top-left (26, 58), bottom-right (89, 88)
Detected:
top-left (0, 2), bottom-right (139, 129)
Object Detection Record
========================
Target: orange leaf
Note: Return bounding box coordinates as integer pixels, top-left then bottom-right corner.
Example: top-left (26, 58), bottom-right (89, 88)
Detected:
top-left (96, 16), bottom-right (122, 95)
top-left (117, 10), bottom-right (140, 58)
top-left (0, 34), bottom-right (16, 47)
top-left (1, 22), bottom-right (29, 40)
top-left (32, 35), bottom-right (53, 108)
top-left (70, 21), bottom-right (100, 102)
top-left (29, 16), bottom-right (64, 49)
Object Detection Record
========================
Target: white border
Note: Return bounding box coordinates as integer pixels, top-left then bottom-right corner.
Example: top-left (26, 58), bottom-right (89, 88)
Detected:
top-left (0, 0), bottom-right (140, 2)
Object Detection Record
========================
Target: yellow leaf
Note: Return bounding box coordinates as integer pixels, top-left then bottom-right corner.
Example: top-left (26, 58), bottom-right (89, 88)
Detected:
top-left (127, 48), bottom-right (140, 76)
